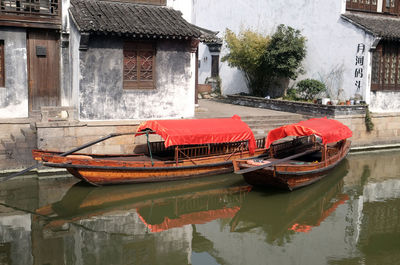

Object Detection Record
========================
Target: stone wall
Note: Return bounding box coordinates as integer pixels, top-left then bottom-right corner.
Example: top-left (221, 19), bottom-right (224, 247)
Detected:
top-left (222, 95), bottom-right (400, 149)
top-left (0, 120), bottom-right (35, 170)
top-left (337, 113), bottom-right (400, 148)
top-left (1, 105), bottom-right (399, 171)
top-left (224, 95), bottom-right (366, 117)
top-left (36, 121), bottom-right (142, 154)
top-left (34, 111), bottom-right (400, 157)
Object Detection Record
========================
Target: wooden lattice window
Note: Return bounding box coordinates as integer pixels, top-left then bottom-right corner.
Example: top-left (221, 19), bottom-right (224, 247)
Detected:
top-left (383, 0), bottom-right (400, 15)
top-left (0, 41), bottom-right (4, 87)
top-left (123, 41), bottom-right (155, 89)
top-left (0, 0), bottom-right (60, 16)
top-left (371, 41), bottom-right (400, 91)
top-left (346, 0), bottom-right (378, 12)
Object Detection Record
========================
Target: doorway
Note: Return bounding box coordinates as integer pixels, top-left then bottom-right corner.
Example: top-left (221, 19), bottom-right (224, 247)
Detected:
top-left (27, 29), bottom-right (60, 115)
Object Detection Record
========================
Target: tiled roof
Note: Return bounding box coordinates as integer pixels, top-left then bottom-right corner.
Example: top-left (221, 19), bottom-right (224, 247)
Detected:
top-left (69, 0), bottom-right (204, 40)
top-left (194, 25), bottom-right (222, 44)
top-left (342, 13), bottom-right (400, 40)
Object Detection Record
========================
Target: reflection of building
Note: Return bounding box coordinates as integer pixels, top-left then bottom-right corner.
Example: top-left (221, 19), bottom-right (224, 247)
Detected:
top-left (29, 175), bottom-right (249, 265)
top-left (0, 178), bottom-right (38, 265)
top-left (0, 214), bottom-right (32, 265)
top-left (0, 177), bottom-right (78, 265)
top-left (356, 179), bottom-right (400, 264)
top-left (32, 210), bottom-right (193, 265)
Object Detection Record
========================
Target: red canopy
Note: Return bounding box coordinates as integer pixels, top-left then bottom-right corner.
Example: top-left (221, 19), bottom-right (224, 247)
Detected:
top-left (136, 115), bottom-right (257, 154)
top-left (137, 207), bottom-right (240, 233)
top-left (265, 118), bottom-right (352, 148)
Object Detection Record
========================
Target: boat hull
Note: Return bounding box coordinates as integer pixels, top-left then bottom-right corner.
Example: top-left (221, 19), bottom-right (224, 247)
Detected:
top-left (65, 163), bottom-right (233, 185)
top-left (34, 149), bottom-right (267, 186)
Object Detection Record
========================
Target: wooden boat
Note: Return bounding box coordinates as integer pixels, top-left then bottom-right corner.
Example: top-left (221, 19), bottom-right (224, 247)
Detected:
top-left (233, 118), bottom-right (352, 191)
top-left (33, 115), bottom-right (267, 186)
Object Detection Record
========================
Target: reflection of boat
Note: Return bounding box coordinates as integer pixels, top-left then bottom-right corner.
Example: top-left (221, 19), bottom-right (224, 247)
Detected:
top-left (36, 174), bottom-right (251, 231)
top-left (231, 160), bottom-right (349, 244)
top-left (33, 116), bottom-right (267, 186)
top-left (234, 118), bottom-right (352, 190)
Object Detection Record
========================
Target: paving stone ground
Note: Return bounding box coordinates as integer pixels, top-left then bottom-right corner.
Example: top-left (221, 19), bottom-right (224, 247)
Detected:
top-left (195, 99), bottom-right (299, 118)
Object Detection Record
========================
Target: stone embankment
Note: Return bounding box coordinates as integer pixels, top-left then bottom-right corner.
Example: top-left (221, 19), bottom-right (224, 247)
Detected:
top-left (1, 96), bottom-right (399, 171)
top-left (220, 95), bottom-right (400, 150)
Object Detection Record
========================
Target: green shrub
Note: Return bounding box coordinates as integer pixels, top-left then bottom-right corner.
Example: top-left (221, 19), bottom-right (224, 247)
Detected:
top-left (222, 29), bottom-right (270, 97)
top-left (283, 88), bottom-right (299, 101)
top-left (365, 106), bottom-right (374, 132)
top-left (296, 79), bottom-right (326, 101)
top-left (263, 25), bottom-right (307, 83)
top-left (222, 25), bottom-right (307, 97)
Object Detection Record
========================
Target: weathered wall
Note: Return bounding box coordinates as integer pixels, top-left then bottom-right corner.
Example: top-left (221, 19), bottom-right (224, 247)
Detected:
top-left (68, 20), bottom-right (80, 113)
top-left (187, 0), bottom-right (375, 102)
top-left (369, 91), bottom-right (400, 113)
top-left (224, 94), bottom-right (367, 117)
top-left (336, 112), bottom-right (400, 147)
top-left (60, 0), bottom-right (71, 108)
top-left (61, 0), bottom-right (71, 33)
top-left (78, 36), bottom-right (195, 120)
top-left (36, 121), bottom-right (140, 154)
top-left (0, 28), bottom-right (28, 118)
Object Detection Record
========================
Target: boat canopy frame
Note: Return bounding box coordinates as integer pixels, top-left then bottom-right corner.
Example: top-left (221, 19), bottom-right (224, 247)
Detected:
top-left (136, 115), bottom-right (258, 165)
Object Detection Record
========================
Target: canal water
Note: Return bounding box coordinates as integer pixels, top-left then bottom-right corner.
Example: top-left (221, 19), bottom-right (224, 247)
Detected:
top-left (0, 150), bottom-right (399, 265)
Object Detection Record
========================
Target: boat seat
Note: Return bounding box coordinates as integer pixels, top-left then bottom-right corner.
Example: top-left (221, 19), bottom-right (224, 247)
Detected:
top-left (66, 155), bottom-right (93, 159)
top-left (246, 159), bottom-right (271, 166)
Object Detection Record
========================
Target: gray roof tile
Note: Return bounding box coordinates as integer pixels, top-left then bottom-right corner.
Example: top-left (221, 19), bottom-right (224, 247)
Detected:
top-left (70, 0), bottom-right (203, 39)
top-left (342, 12), bottom-right (400, 40)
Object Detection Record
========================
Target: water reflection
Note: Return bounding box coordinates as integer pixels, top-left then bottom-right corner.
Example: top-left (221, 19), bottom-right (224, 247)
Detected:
top-left (230, 160), bottom-right (349, 245)
top-left (32, 175), bottom-right (250, 265)
top-left (35, 175), bottom-right (250, 232)
top-left (0, 150), bottom-right (400, 264)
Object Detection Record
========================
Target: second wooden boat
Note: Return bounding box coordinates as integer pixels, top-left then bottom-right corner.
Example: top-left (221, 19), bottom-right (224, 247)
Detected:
top-left (233, 118), bottom-right (352, 191)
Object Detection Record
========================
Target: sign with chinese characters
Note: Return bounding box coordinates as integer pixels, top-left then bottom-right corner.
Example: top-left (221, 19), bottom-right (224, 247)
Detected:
top-left (354, 43), bottom-right (365, 92)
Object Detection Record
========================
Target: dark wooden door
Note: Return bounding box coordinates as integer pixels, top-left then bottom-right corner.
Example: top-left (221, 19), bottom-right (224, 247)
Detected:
top-left (211, 55), bottom-right (219, 77)
top-left (28, 29), bottom-right (60, 112)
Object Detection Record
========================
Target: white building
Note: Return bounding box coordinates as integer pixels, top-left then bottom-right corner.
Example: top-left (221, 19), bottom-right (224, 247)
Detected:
top-left (0, 0), bottom-right (217, 120)
top-left (171, 0), bottom-right (400, 113)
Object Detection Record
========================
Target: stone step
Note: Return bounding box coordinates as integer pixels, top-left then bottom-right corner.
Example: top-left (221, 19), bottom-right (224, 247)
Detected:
top-left (241, 114), bottom-right (304, 122)
top-left (245, 121), bottom-right (301, 127)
